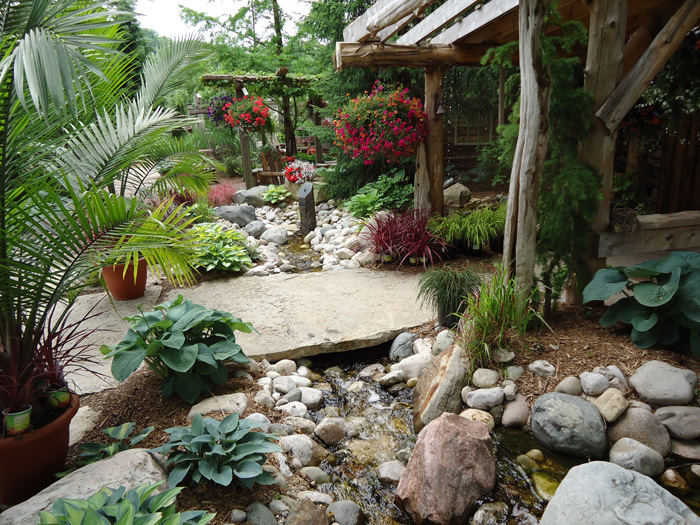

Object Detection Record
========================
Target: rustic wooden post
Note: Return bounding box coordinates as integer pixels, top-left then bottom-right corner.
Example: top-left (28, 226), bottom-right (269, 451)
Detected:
top-left (502, 0), bottom-right (551, 291)
top-left (578, 0), bottom-right (628, 274)
top-left (236, 80), bottom-right (255, 189)
top-left (311, 98), bottom-right (324, 165)
top-left (424, 65), bottom-right (446, 215)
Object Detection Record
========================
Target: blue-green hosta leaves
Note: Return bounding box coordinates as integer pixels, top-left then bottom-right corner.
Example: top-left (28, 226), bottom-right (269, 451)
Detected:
top-left (589, 252), bottom-right (700, 354)
top-left (152, 414), bottom-right (281, 490)
top-left (582, 268), bottom-right (627, 303)
top-left (101, 295), bottom-right (255, 403)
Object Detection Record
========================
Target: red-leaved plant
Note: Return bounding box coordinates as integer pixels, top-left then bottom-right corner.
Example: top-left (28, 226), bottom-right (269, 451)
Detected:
top-left (208, 182), bottom-right (237, 207)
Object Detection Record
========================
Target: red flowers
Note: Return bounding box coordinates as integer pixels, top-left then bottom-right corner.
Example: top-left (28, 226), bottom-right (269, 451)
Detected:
top-left (334, 82), bottom-right (429, 165)
top-left (284, 160), bottom-right (316, 183)
top-left (222, 95), bottom-right (270, 133)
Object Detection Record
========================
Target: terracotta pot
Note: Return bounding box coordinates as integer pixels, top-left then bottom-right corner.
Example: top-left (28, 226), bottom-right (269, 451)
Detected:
top-left (102, 258), bottom-right (147, 301)
top-left (0, 393), bottom-right (80, 505)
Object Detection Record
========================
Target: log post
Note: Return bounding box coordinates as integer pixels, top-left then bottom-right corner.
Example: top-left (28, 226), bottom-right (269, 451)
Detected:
top-left (578, 0), bottom-right (628, 276)
top-left (236, 80), bottom-right (255, 189)
top-left (502, 0), bottom-right (551, 291)
top-left (424, 65), bottom-right (446, 215)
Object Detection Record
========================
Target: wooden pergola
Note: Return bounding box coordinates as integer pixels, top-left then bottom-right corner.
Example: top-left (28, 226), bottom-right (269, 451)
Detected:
top-left (335, 0), bottom-right (700, 279)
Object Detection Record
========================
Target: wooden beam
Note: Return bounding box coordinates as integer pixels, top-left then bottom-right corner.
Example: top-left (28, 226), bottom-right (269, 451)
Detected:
top-left (366, 0), bottom-right (433, 37)
top-left (334, 42), bottom-right (490, 70)
top-left (596, 0), bottom-right (700, 133)
top-left (397, 0), bottom-right (480, 45)
top-left (431, 0), bottom-right (518, 45)
top-left (596, 211), bottom-right (700, 257)
top-left (343, 0), bottom-right (413, 42)
top-left (425, 66), bottom-right (446, 216)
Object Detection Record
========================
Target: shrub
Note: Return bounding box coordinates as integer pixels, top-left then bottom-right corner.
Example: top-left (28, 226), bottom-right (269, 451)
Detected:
top-left (190, 223), bottom-right (253, 272)
top-left (262, 185), bottom-right (291, 205)
top-left (583, 251), bottom-right (700, 354)
top-left (208, 182), bottom-right (237, 207)
top-left (344, 170), bottom-right (413, 218)
top-left (187, 201), bottom-right (216, 224)
top-left (151, 413), bottom-right (281, 489)
top-left (101, 295), bottom-right (254, 403)
top-left (37, 482), bottom-right (214, 525)
top-left (428, 205), bottom-right (506, 252)
top-left (460, 264), bottom-right (542, 366)
top-left (417, 267), bottom-right (482, 328)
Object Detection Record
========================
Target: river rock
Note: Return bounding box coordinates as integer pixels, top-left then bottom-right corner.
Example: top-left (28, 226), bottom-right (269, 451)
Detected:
top-left (532, 471), bottom-right (559, 501)
top-left (655, 406), bottom-right (700, 440)
top-left (531, 392), bottom-right (607, 458)
top-left (358, 363), bottom-right (385, 378)
top-left (314, 417), bottom-right (349, 446)
top-left (245, 413), bottom-right (272, 432)
top-left (272, 375), bottom-right (297, 394)
top-left (269, 359), bottom-right (297, 375)
top-left (379, 369), bottom-right (408, 387)
top-left (246, 502), bottom-right (277, 525)
top-left (472, 368), bottom-right (500, 388)
top-left (0, 450), bottom-right (167, 524)
top-left (300, 466), bottom-right (331, 485)
top-left (555, 376), bottom-right (582, 395)
top-left (391, 353), bottom-right (436, 381)
top-left (377, 460), bottom-right (405, 485)
top-left (580, 372), bottom-right (610, 396)
top-left (662, 469), bottom-right (690, 491)
top-left (609, 437), bottom-right (664, 477)
top-left (283, 416), bottom-right (316, 435)
top-left (503, 383), bottom-right (517, 401)
top-left (593, 387), bottom-right (628, 423)
top-left (593, 365), bottom-right (629, 391)
top-left (275, 401), bottom-right (308, 417)
top-left (443, 182), bottom-right (471, 208)
top-left (279, 434), bottom-right (330, 467)
top-left (629, 360), bottom-right (697, 406)
top-left (501, 394), bottom-right (530, 428)
top-left (390, 332), bottom-right (418, 361)
top-left (472, 502), bottom-right (509, 525)
top-left (506, 365), bottom-right (524, 381)
top-left (187, 392), bottom-right (247, 419)
top-left (245, 220), bottom-right (266, 238)
top-left (459, 409), bottom-right (495, 431)
top-left (327, 500), bottom-right (366, 525)
top-left (261, 226), bottom-right (288, 245)
top-left (528, 360), bottom-right (556, 377)
top-left (670, 438), bottom-right (700, 460)
top-left (413, 338), bottom-right (432, 354)
top-left (607, 407), bottom-right (671, 457)
top-left (215, 204), bottom-right (256, 227)
top-left (285, 499), bottom-right (329, 525)
top-left (432, 329), bottom-right (455, 356)
top-left (540, 461), bottom-right (700, 525)
top-left (493, 348), bottom-right (515, 364)
top-left (395, 414), bottom-right (496, 523)
top-left (296, 491), bottom-right (334, 505)
top-left (232, 186), bottom-right (268, 207)
top-left (299, 387), bottom-right (323, 410)
top-left (230, 509), bottom-right (247, 523)
top-left (466, 387), bottom-right (505, 411)
top-left (413, 344), bottom-right (470, 432)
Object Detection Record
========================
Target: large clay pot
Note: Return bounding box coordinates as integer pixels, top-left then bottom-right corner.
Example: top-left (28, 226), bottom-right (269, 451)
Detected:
top-left (0, 393), bottom-right (80, 505)
top-left (102, 257), bottom-right (147, 301)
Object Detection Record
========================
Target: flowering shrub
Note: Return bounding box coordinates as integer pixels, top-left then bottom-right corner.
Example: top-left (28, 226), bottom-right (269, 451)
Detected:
top-left (207, 95), bottom-right (235, 127)
top-left (284, 160), bottom-right (316, 183)
top-left (335, 82), bottom-right (429, 165)
top-left (222, 95), bottom-right (270, 133)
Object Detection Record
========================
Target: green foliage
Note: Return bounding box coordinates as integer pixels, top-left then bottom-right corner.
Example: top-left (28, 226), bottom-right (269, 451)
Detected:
top-left (417, 267), bottom-right (482, 328)
top-left (427, 204), bottom-right (506, 251)
top-left (262, 185), bottom-right (292, 205)
top-left (343, 170), bottom-right (413, 218)
top-left (37, 482), bottom-right (213, 525)
top-left (151, 413), bottom-right (281, 489)
top-left (100, 295), bottom-right (254, 403)
top-left (190, 223), bottom-right (253, 272)
top-left (460, 265), bottom-right (542, 367)
top-left (583, 252), bottom-right (700, 355)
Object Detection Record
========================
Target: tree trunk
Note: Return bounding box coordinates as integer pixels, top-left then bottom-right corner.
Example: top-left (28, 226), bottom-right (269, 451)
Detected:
top-left (424, 66), bottom-right (446, 215)
top-left (502, 0), bottom-right (551, 291)
top-left (415, 143), bottom-right (430, 211)
top-left (271, 0), bottom-right (296, 156)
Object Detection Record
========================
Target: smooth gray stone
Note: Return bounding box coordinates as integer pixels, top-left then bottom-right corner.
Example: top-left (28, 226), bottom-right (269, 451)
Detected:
top-left (630, 360), bottom-right (697, 406)
top-left (609, 437), bottom-right (665, 477)
top-left (327, 500), bottom-right (367, 525)
top-left (245, 502), bottom-right (277, 525)
top-left (655, 406), bottom-right (700, 440)
top-left (390, 332), bottom-right (418, 361)
top-left (215, 204), bottom-right (256, 227)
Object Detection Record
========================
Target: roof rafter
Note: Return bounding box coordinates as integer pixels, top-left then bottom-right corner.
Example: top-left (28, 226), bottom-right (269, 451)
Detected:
top-left (430, 0), bottom-right (518, 45)
top-left (396, 0), bottom-right (482, 45)
top-left (343, 0), bottom-right (440, 43)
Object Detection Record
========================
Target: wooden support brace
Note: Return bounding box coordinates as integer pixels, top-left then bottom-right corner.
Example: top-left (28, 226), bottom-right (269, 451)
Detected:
top-left (334, 42), bottom-right (491, 70)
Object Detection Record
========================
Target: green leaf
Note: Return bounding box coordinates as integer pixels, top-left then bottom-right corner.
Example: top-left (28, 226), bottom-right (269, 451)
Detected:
top-left (111, 347), bottom-right (148, 381)
top-left (599, 298), bottom-right (643, 327)
top-left (175, 372), bottom-right (203, 404)
top-left (583, 268), bottom-right (628, 303)
top-left (168, 464), bottom-right (192, 488)
top-left (130, 426), bottom-right (155, 445)
top-left (191, 414), bottom-right (204, 435)
top-left (631, 311), bottom-right (658, 332)
top-left (160, 344), bottom-right (198, 373)
top-left (633, 266), bottom-right (681, 307)
top-left (162, 331), bottom-right (186, 349)
top-left (218, 413), bottom-right (240, 434)
top-left (631, 325), bottom-right (660, 349)
top-left (103, 422), bottom-right (135, 441)
top-left (691, 331), bottom-right (700, 356)
top-left (209, 362), bottom-right (229, 385)
top-left (209, 465), bottom-right (233, 486)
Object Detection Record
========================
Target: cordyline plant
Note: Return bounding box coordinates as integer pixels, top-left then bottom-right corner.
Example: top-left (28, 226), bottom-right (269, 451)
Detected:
top-left (0, 0), bottom-right (214, 421)
top-left (335, 82), bottom-right (429, 165)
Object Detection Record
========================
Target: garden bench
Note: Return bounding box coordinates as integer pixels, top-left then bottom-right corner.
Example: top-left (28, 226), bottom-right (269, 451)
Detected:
top-left (253, 148), bottom-right (286, 185)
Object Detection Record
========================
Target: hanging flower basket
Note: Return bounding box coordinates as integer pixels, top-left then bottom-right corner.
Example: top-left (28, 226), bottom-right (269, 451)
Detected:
top-left (223, 95), bottom-right (271, 133)
top-left (334, 82), bottom-right (429, 165)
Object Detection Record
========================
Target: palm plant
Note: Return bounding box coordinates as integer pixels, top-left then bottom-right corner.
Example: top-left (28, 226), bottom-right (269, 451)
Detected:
top-left (0, 0), bottom-right (214, 421)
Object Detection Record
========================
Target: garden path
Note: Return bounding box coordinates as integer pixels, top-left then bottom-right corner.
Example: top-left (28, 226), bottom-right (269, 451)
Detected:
top-left (67, 268), bottom-right (431, 395)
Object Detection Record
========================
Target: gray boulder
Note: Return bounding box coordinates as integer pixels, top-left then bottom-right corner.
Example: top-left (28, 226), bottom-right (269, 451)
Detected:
top-left (260, 226), bottom-right (288, 245)
top-left (531, 392), bottom-right (607, 458)
top-left (413, 344), bottom-right (470, 432)
top-left (376, 460), bottom-right (405, 485)
top-left (555, 376), bottom-right (583, 396)
top-left (432, 329), bottom-right (455, 356)
top-left (466, 387), bottom-right (505, 411)
top-left (232, 185), bottom-right (268, 207)
top-left (391, 353), bottom-right (436, 380)
top-left (472, 368), bottom-right (500, 388)
top-left (245, 502), bottom-right (278, 525)
top-left (279, 434), bottom-right (330, 467)
top-left (629, 360), bottom-right (697, 406)
top-left (540, 461), bottom-right (700, 525)
top-left (580, 371), bottom-right (610, 396)
top-left (528, 360), bottom-right (556, 377)
top-left (655, 406), bottom-right (700, 440)
top-left (443, 182), bottom-right (471, 208)
top-left (327, 500), bottom-right (366, 525)
top-left (285, 499), bottom-right (328, 525)
top-left (245, 220), bottom-right (266, 238)
top-left (609, 437), bottom-right (665, 477)
top-left (502, 393), bottom-right (530, 428)
top-left (390, 332), bottom-right (418, 361)
top-left (187, 393), bottom-right (247, 419)
top-left (607, 407), bottom-right (671, 457)
top-left (215, 204), bottom-right (256, 227)
top-left (0, 450), bottom-right (167, 525)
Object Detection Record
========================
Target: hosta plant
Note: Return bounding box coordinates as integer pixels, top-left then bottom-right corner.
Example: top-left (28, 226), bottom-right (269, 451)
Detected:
top-left (151, 413), bottom-right (281, 489)
top-left (76, 423), bottom-right (154, 468)
top-left (583, 251), bottom-right (700, 354)
top-left (262, 185), bottom-right (291, 205)
top-left (101, 296), bottom-right (254, 403)
top-left (37, 482), bottom-right (213, 525)
top-left (190, 223), bottom-right (253, 272)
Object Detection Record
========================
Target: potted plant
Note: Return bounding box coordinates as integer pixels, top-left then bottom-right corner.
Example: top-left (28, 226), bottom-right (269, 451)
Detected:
top-left (0, 0), bottom-right (212, 505)
top-left (417, 267), bottom-right (482, 328)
